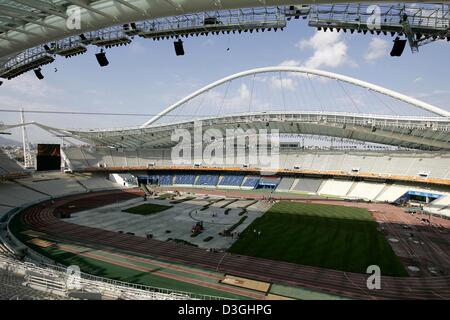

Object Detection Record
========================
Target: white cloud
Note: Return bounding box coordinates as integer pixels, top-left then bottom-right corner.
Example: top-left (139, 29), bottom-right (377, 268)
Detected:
top-left (413, 77), bottom-right (423, 83)
top-left (364, 38), bottom-right (389, 62)
top-left (270, 76), bottom-right (295, 91)
top-left (238, 83), bottom-right (250, 99)
top-left (254, 74), bottom-right (296, 91)
top-left (278, 60), bottom-right (302, 68)
top-left (295, 32), bottom-right (354, 69)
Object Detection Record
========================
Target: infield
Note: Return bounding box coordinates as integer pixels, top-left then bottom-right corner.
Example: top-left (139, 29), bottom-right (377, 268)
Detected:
top-left (228, 201), bottom-right (408, 276)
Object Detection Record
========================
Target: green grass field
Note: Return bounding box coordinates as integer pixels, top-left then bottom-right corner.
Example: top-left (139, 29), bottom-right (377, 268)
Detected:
top-left (123, 203), bottom-right (172, 215)
top-left (229, 201), bottom-right (408, 277)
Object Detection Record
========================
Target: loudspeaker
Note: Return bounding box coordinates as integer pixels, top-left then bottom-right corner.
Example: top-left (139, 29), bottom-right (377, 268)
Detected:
top-left (95, 52), bottom-right (109, 67)
top-left (390, 38), bottom-right (407, 57)
top-left (34, 68), bottom-right (44, 80)
top-left (174, 39), bottom-right (185, 56)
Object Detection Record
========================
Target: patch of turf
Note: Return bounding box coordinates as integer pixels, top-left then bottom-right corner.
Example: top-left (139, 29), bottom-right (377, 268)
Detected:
top-left (229, 201), bottom-right (408, 277)
top-left (123, 203), bottom-right (172, 215)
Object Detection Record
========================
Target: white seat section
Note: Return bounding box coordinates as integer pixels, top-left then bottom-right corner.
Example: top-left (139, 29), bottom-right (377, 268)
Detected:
top-left (318, 179), bottom-right (354, 197)
top-left (19, 175), bottom-right (87, 197)
top-left (75, 173), bottom-right (124, 191)
top-left (423, 192), bottom-right (450, 217)
top-left (62, 147), bottom-right (88, 169)
top-left (110, 149), bottom-right (127, 167)
top-left (124, 150), bottom-right (139, 167)
top-left (374, 184), bottom-right (434, 202)
top-left (63, 147), bottom-right (450, 180)
top-left (81, 148), bottom-right (105, 167)
top-left (347, 182), bottom-right (386, 201)
top-left (0, 181), bottom-right (49, 207)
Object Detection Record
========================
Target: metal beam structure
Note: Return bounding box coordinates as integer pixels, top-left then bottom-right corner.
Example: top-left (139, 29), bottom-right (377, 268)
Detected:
top-left (3, 66), bottom-right (449, 150)
top-left (308, 3), bottom-right (450, 53)
top-left (58, 112), bottom-right (450, 151)
top-left (0, 2), bottom-right (449, 80)
top-left (0, 1), bottom-right (445, 59)
top-left (142, 66), bottom-right (450, 127)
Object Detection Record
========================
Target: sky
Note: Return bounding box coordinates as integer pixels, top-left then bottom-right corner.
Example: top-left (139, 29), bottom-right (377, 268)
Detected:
top-left (1, 18), bottom-right (450, 144)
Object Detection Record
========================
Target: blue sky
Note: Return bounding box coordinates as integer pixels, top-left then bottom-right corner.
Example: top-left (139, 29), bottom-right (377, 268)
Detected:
top-left (1, 20), bottom-right (450, 143)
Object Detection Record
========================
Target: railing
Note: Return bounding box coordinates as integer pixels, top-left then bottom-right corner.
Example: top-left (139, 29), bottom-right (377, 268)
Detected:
top-left (0, 255), bottom-right (226, 300)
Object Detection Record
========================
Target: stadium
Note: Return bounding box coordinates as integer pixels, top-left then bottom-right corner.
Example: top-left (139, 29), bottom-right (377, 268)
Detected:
top-left (0, 1), bottom-right (450, 301)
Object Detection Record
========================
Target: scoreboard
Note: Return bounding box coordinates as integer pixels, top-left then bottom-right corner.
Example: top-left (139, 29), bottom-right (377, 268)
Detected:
top-left (36, 144), bottom-right (61, 171)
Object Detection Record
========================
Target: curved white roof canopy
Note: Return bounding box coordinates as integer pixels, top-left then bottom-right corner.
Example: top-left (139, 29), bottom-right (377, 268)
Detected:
top-left (142, 66), bottom-right (450, 127)
top-left (0, 0), bottom-right (442, 59)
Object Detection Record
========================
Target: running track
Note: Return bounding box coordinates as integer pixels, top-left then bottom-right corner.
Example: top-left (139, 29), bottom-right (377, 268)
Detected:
top-left (15, 190), bottom-right (450, 300)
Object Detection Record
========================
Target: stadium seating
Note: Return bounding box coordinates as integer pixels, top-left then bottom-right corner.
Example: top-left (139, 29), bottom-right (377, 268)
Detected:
top-left (318, 179), bottom-right (355, 197)
top-left (62, 148), bottom-right (88, 170)
top-left (124, 150), bottom-right (139, 167)
top-left (195, 174), bottom-right (219, 186)
top-left (276, 177), bottom-right (295, 191)
top-left (242, 176), bottom-right (260, 188)
top-left (74, 173), bottom-right (124, 191)
top-left (375, 184), bottom-right (420, 202)
top-left (158, 175), bottom-right (174, 185)
top-left (19, 174), bottom-right (87, 197)
top-left (80, 147), bottom-right (106, 167)
top-left (63, 147), bottom-right (450, 181)
top-left (347, 182), bottom-right (386, 201)
top-left (257, 176), bottom-right (281, 189)
top-left (425, 193), bottom-right (450, 217)
top-left (174, 174), bottom-right (196, 185)
top-left (0, 269), bottom-right (66, 300)
top-left (0, 150), bottom-right (26, 177)
top-left (291, 178), bottom-right (324, 194)
top-left (0, 181), bottom-right (49, 207)
top-left (219, 175), bottom-right (245, 187)
top-left (110, 149), bottom-right (127, 167)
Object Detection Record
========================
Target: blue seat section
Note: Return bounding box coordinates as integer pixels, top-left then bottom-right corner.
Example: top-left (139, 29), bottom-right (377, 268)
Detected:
top-left (219, 175), bottom-right (245, 186)
top-left (242, 176), bottom-right (260, 188)
top-left (195, 174), bottom-right (219, 186)
top-left (175, 174), bottom-right (196, 185)
top-left (158, 175), bottom-right (173, 185)
top-left (257, 176), bottom-right (280, 189)
top-left (139, 175), bottom-right (173, 185)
